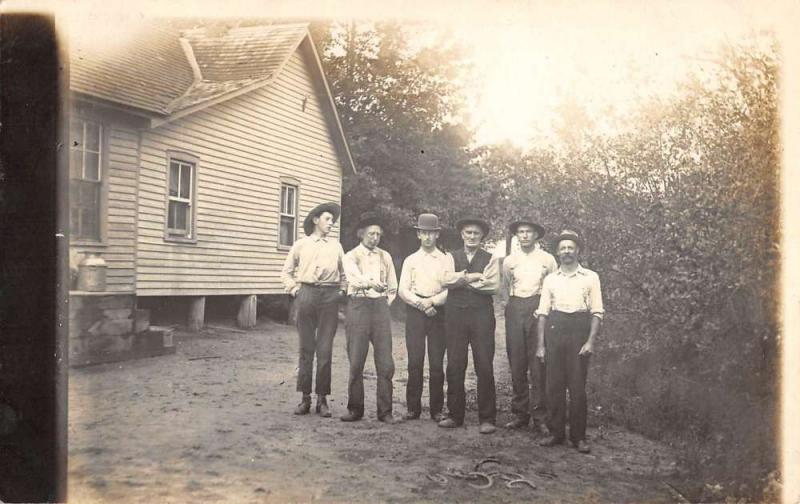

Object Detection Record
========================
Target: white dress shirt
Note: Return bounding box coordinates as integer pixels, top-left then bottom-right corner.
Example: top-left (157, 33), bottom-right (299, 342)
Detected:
top-left (343, 243), bottom-right (398, 305)
top-left (536, 265), bottom-right (605, 320)
top-left (398, 247), bottom-right (450, 307)
top-left (502, 247), bottom-right (558, 298)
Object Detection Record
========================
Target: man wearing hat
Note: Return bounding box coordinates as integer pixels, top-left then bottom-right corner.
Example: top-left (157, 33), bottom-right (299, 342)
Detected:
top-left (536, 230), bottom-right (604, 454)
top-left (502, 218), bottom-right (557, 433)
top-left (340, 212), bottom-right (399, 424)
top-left (281, 202), bottom-right (346, 418)
top-left (437, 217), bottom-right (501, 434)
top-left (398, 213), bottom-right (450, 421)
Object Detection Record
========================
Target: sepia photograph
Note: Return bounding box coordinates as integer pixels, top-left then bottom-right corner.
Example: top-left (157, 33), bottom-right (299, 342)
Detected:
top-left (0, 0), bottom-right (797, 502)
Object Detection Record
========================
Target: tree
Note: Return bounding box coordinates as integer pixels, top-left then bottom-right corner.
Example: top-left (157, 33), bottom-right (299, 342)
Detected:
top-left (310, 21), bottom-right (496, 250)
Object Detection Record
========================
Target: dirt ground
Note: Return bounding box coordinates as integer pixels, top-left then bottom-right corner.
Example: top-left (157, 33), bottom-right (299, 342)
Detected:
top-left (68, 316), bottom-right (682, 503)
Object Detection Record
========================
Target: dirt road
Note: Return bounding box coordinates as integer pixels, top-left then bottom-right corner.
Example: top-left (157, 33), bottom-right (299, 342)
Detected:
top-left (69, 317), bottom-right (680, 503)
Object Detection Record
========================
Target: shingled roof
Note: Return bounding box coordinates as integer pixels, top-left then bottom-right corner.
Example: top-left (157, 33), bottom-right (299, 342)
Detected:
top-left (69, 20), bottom-right (355, 173)
top-left (70, 21), bottom-right (309, 116)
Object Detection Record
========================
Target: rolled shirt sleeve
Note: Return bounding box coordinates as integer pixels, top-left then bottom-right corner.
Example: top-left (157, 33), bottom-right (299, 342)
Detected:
top-left (588, 270), bottom-right (605, 320)
top-left (535, 274), bottom-right (553, 318)
top-left (342, 250), bottom-right (370, 290)
top-left (280, 243), bottom-right (301, 295)
top-left (385, 253), bottom-right (398, 306)
top-left (469, 255), bottom-right (501, 294)
top-left (441, 253), bottom-right (463, 287)
top-left (398, 257), bottom-right (422, 307)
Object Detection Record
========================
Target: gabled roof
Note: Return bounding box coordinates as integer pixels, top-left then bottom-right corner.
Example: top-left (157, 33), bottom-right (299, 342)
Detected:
top-left (69, 22), bottom-right (196, 115)
top-left (69, 20), bottom-right (355, 173)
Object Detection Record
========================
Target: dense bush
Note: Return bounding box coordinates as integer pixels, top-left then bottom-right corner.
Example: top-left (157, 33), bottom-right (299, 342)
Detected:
top-left (480, 38), bottom-right (780, 501)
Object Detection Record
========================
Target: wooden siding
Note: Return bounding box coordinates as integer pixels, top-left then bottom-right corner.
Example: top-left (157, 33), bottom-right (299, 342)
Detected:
top-left (71, 123), bottom-right (140, 293)
top-left (136, 49), bottom-right (344, 296)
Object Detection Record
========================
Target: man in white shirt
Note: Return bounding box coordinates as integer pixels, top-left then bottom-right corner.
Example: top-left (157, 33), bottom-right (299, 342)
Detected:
top-left (398, 213), bottom-right (449, 421)
top-left (340, 212), bottom-right (399, 424)
top-left (280, 202), bottom-right (346, 418)
top-left (536, 230), bottom-right (604, 454)
top-left (501, 218), bottom-right (557, 434)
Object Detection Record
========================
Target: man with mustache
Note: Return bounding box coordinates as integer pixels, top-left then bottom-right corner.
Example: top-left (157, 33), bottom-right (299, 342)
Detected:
top-left (536, 230), bottom-right (604, 454)
top-left (437, 217), bottom-right (501, 434)
top-left (502, 218), bottom-right (557, 434)
top-left (399, 213), bottom-right (450, 422)
top-left (281, 202), bottom-right (346, 419)
top-left (340, 212), bottom-right (399, 424)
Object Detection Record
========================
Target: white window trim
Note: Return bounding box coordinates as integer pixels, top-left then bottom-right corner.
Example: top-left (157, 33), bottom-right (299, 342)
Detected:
top-left (70, 118), bottom-right (107, 245)
top-left (163, 151), bottom-right (199, 244)
top-left (277, 177), bottom-right (301, 251)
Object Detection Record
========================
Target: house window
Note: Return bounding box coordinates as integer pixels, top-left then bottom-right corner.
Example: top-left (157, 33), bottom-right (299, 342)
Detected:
top-left (70, 120), bottom-right (102, 241)
top-left (279, 183), bottom-right (297, 246)
top-left (167, 158), bottom-right (195, 238)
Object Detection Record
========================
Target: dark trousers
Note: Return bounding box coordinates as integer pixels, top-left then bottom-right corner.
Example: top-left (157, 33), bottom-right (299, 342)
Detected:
top-left (544, 311), bottom-right (591, 444)
top-left (445, 303), bottom-right (496, 424)
top-left (345, 297), bottom-right (395, 419)
top-left (295, 285), bottom-right (341, 395)
top-left (405, 304), bottom-right (446, 417)
top-left (505, 295), bottom-right (547, 423)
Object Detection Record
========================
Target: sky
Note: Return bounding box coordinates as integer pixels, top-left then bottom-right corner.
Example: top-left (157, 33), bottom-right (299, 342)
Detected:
top-left (451, 3), bottom-right (780, 147)
top-left (43, 0), bottom-right (788, 149)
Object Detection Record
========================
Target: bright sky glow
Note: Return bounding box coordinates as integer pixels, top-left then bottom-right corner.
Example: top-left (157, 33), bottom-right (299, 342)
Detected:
top-left (449, 3), bottom-right (777, 147)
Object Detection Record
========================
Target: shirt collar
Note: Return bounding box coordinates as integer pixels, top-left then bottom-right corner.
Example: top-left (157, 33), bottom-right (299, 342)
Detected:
top-left (557, 264), bottom-right (585, 277)
top-left (419, 247), bottom-right (442, 258)
top-left (311, 233), bottom-right (329, 243)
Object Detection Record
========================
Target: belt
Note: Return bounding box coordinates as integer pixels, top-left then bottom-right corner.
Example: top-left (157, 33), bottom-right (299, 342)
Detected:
top-left (300, 282), bottom-right (340, 288)
top-left (550, 310), bottom-right (590, 316)
top-left (349, 294), bottom-right (387, 300)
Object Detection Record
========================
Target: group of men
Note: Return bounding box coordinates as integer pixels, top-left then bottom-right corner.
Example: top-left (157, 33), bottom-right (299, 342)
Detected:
top-left (280, 202), bottom-right (604, 454)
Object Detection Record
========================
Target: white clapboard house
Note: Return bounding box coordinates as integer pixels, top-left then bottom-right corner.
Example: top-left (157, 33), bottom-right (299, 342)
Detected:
top-left (67, 20), bottom-right (354, 360)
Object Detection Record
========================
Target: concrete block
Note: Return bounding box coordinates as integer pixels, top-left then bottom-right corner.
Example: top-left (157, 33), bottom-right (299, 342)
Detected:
top-left (134, 309), bottom-right (150, 333)
top-left (104, 308), bottom-right (133, 320)
top-left (88, 318), bottom-right (133, 337)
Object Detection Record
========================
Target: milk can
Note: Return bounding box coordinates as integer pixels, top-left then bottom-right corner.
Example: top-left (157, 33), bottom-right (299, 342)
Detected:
top-left (77, 252), bottom-right (107, 292)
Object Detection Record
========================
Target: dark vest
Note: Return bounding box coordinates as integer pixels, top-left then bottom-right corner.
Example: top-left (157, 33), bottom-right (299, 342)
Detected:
top-left (446, 248), bottom-right (493, 308)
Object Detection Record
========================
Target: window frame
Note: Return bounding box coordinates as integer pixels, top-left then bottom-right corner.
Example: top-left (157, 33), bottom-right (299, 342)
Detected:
top-left (69, 117), bottom-right (109, 246)
top-left (277, 177), bottom-right (301, 251)
top-left (163, 150), bottom-right (199, 244)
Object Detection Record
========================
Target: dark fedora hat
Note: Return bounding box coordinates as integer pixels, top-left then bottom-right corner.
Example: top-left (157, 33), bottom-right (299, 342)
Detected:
top-left (356, 211), bottom-right (383, 230)
top-left (303, 202), bottom-right (341, 236)
top-left (508, 218), bottom-right (545, 238)
top-left (456, 216), bottom-right (490, 237)
top-left (413, 213), bottom-right (441, 231)
top-left (553, 229), bottom-right (583, 251)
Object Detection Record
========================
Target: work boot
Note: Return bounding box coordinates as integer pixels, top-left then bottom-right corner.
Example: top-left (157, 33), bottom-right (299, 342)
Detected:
top-left (575, 440), bottom-right (591, 454)
top-left (531, 420), bottom-right (549, 437)
top-left (294, 394), bottom-right (311, 415)
top-left (379, 414), bottom-right (399, 425)
top-left (504, 416), bottom-right (529, 429)
top-left (340, 410), bottom-right (362, 422)
top-left (316, 395), bottom-right (331, 417)
top-left (479, 423), bottom-right (497, 434)
top-left (403, 411), bottom-right (420, 420)
top-left (431, 412), bottom-right (446, 422)
top-left (438, 417), bottom-right (461, 428)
